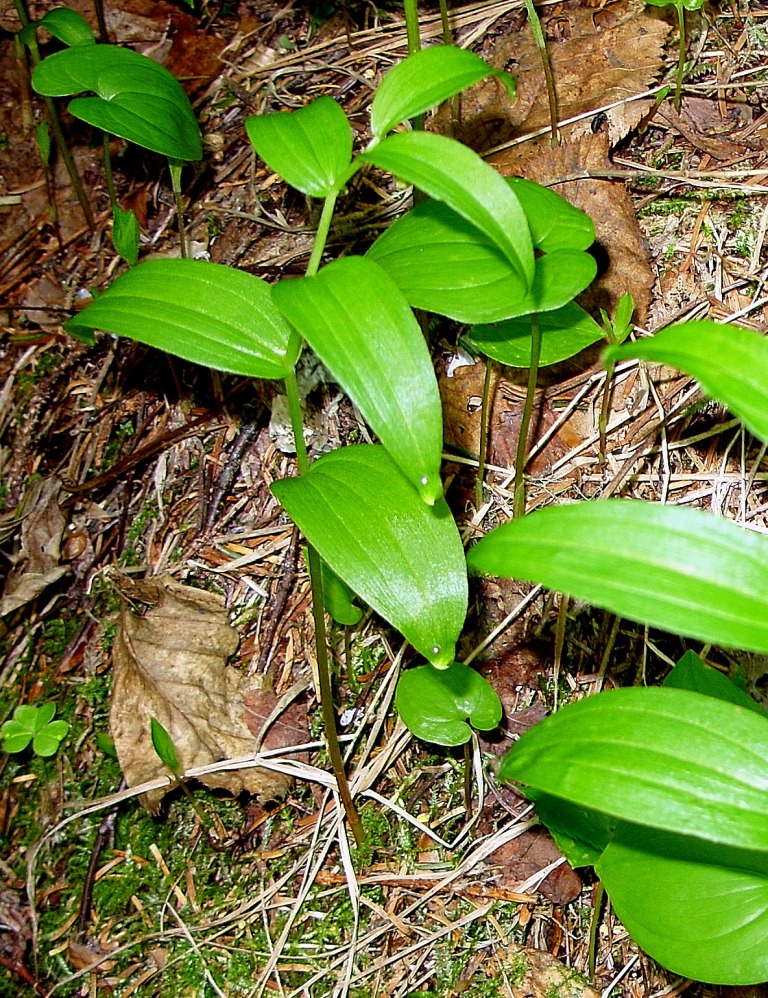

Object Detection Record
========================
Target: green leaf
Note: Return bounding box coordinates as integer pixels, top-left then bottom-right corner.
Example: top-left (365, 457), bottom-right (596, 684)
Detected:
top-left (112, 205), bottom-right (140, 266)
top-left (607, 320), bottom-right (768, 447)
top-left (499, 686), bottom-right (768, 852)
top-left (316, 556), bottom-right (363, 626)
top-left (36, 7), bottom-right (96, 45)
top-left (598, 824), bottom-right (768, 984)
top-left (65, 259), bottom-right (301, 380)
top-left (505, 178), bottom-right (595, 253)
top-left (150, 717), bottom-right (181, 774)
top-left (33, 720), bottom-right (68, 757)
top-left (35, 121), bottom-right (51, 166)
top-left (359, 131), bottom-right (534, 289)
top-left (367, 202), bottom-right (595, 324)
top-left (96, 732), bottom-right (118, 758)
top-left (32, 45), bottom-right (201, 161)
top-left (663, 650), bottom-right (767, 715)
top-left (467, 499), bottom-right (768, 652)
top-left (528, 791), bottom-right (614, 867)
top-left (370, 45), bottom-right (514, 138)
top-left (271, 445), bottom-right (467, 667)
top-left (395, 661), bottom-right (501, 746)
top-left (1, 721), bottom-right (33, 754)
top-left (245, 97), bottom-right (352, 198)
top-left (35, 702), bottom-right (57, 727)
top-left (273, 257), bottom-right (444, 504)
top-left (469, 301), bottom-right (603, 367)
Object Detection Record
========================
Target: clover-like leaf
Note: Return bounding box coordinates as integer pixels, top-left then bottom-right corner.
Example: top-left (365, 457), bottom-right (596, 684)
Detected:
top-left (246, 97), bottom-right (353, 198)
top-left (1, 703), bottom-right (68, 757)
top-left (395, 661), bottom-right (501, 745)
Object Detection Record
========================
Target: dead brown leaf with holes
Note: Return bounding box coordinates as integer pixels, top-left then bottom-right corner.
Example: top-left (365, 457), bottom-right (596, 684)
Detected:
top-left (109, 573), bottom-right (303, 812)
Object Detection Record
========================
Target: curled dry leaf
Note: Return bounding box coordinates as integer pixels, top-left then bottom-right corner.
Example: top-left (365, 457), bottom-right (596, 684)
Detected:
top-left (109, 573), bottom-right (301, 812)
top-left (1, 476), bottom-right (67, 616)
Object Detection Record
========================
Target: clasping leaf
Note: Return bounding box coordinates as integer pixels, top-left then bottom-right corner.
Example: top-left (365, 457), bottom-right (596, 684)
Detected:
top-left (396, 661), bottom-right (501, 745)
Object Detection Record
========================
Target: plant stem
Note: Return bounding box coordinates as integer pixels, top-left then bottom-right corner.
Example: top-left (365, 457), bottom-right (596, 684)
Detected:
top-left (513, 313), bottom-right (542, 519)
top-left (403, 0), bottom-right (422, 55)
top-left (12, 0), bottom-right (95, 229)
top-left (306, 192), bottom-right (337, 277)
top-left (674, 3), bottom-right (686, 112)
top-left (523, 0), bottom-right (559, 146)
top-left (588, 880), bottom-right (605, 980)
top-left (475, 358), bottom-right (494, 509)
top-left (168, 159), bottom-right (188, 259)
top-left (103, 133), bottom-right (117, 210)
top-left (284, 368), bottom-right (309, 476)
top-left (598, 359), bottom-right (615, 466)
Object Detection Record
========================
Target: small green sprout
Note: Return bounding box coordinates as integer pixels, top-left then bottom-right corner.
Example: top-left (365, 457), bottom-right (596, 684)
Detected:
top-left (1, 703), bottom-right (69, 758)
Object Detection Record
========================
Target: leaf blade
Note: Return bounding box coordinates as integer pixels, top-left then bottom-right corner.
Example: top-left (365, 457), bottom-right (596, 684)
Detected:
top-left (65, 259), bottom-right (301, 380)
top-left (467, 499), bottom-right (768, 652)
top-left (271, 445), bottom-right (467, 667)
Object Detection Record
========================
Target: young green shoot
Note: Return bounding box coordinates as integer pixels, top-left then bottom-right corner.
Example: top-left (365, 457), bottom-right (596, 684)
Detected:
top-left (598, 292), bottom-right (634, 464)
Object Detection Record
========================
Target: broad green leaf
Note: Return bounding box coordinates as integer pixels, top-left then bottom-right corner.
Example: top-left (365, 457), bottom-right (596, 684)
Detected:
top-left (499, 686), bottom-right (768, 852)
top-left (271, 446), bottom-right (467, 667)
top-left (469, 301), bottom-right (603, 367)
top-left (359, 131), bottom-right (534, 289)
top-left (371, 45), bottom-right (515, 138)
top-left (528, 791), bottom-right (614, 867)
top-left (112, 205), bottom-right (140, 266)
top-left (32, 46), bottom-right (201, 161)
top-left (468, 499), bottom-right (768, 652)
top-left (505, 178), bottom-right (595, 252)
top-left (396, 661), bottom-right (501, 745)
top-left (607, 320), bottom-right (768, 446)
top-left (646, 0), bottom-right (704, 8)
top-left (151, 716), bottom-right (181, 773)
top-left (663, 650), bottom-right (767, 715)
top-left (245, 97), bottom-right (352, 198)
top-left (367, 202), bottom-right (595, 323)
top-left (65, 259), bottom-right (300, 380)
top-left (35, 8), bottom-right (96, 45)
top-left (598, 824), bottom-right (768, 984)
top-left (273, 257), bottom-right (443, 503)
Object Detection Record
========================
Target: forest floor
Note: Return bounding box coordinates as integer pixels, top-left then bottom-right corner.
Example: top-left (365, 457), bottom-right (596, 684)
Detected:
top-left (2, 0), bottom-right (768, 995)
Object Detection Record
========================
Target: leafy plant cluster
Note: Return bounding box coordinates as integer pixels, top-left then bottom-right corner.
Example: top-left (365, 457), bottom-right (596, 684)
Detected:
top-left (14, 9), bottom-right (768, 987)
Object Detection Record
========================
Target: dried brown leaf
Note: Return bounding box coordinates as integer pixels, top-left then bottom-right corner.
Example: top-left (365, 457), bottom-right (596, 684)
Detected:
top-left (490, 828), bottom-right (583, 905)
top-left (1, 477), bottom-right (67, 615)
top-left (109, 573), bottom-right (296, 811)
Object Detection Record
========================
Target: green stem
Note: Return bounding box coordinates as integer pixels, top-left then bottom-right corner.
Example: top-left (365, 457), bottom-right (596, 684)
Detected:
top-left (513, 313), bottom-right (542, 519)
top-left (598, 359), bottom-right (614, 466)
top-left (283, 193), bottom-right (365, 847)
top-left (13, 0), bottom-right (95, 230)
top-left (588, 880), bottom-right (605, 980)
top-left (403, 0), bottom-right (422, 56)
top-left (674, 3), bottom-right (686, 112)
top-left (168, 159), bottom-right (188, 259)
top-left (306, 192), bottom-right (337, 277)
top-left (103, 133), bottom-right (117, 211)
top-left (522, 0), bottom-right (559, 146)
top-left (475, 358), bottom-right (494, 509)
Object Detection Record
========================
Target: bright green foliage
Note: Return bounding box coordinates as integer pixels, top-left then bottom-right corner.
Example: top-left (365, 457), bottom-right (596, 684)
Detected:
top-left (367, 201), bottom-right (596, 324)
top-left (395, 661), bottom-right (501, 745)
top-left (65, 259), bottom-right (300, 379)
top-left (273, 257), bottom-right (444, 504)
top-left (370, 45), bottom-right (515, 139)
top-left (111, 205), bottom-right (140, 266)
top-left (506, 177), bottom-right (595, 253)
top-left (150, 717), bottom-right (182, 774)
top-left (646, 0), bottom-right (704, 9)
top-left (315, 557), bottom-right (363, 626)
top-left (359, 131), bottom-right (534, 290)
top-left (607, 319), bottom-right (768, 445)
top-left (21, 7), bottom-right (95, 47)
top-left (601, 291), bottom-right (634, 345)
top-left (245, 97), bottom-right (353, 198)
top-left (1, 703), bottom-right (69, 757)
top-left (663, 650), bottom-right (767, 715)
top-left (31, 45), bottom-right (201, 161)
top-left (500, 687), bottom-right (768, 852)
top-left (271, 445), bottom-right (467, 667)
top-left (468, 499), bottom-right (768, 652)
top-left (469, 301), bottom-right (603, 367)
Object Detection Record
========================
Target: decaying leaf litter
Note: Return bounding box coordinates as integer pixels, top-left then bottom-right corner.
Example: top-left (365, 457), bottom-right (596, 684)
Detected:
top-left (1, 0), bottom-right (768, 994)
